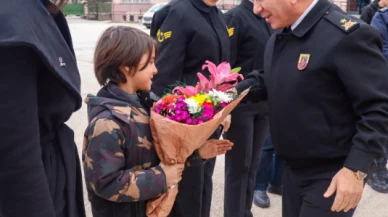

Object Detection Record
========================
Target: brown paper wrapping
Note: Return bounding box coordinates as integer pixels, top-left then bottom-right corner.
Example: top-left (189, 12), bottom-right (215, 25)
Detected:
top-left (146, 89), bottom-right (249, 217)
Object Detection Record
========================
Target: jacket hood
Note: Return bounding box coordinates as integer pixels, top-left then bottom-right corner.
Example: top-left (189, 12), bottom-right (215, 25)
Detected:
top-left (85, 83), bottom-right (145, 123)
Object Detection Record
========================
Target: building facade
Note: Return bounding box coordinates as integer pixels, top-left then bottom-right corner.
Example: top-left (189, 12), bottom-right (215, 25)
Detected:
top-left (110, 0), bottom-right (365, 23)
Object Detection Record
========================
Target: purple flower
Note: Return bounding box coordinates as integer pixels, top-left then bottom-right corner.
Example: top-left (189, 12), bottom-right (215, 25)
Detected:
top-left (177, 96), bottom-right (185, 102)
top-left (176, 102), bottom-right (186, 110)
top-left (175, 116), bottom-right (183, 122)
top-left (181, 111), bottom-right (190, 119)
top-left (186, 118), bottom-right (193, 124)
top-left (197, 119), bottom-right (204, 124)
top-left (202, 110), bottom-right (213, 120)
top-left (156, 103), bottom-right (165, 110)
top-left (220, 102), bottom-right (229, 108)
top-left (192, 118), bottom-right (198, 125)
top-left (175, 110), bottom-right (182, 115)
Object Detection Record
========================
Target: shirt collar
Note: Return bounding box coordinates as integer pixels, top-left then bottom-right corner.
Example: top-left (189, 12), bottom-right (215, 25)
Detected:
top-left (291, 0), bottom-right (319, 30)
top-left (189, 0), bottom-right (213, 13)
top-left (290, 0), bottom-right (332, 37)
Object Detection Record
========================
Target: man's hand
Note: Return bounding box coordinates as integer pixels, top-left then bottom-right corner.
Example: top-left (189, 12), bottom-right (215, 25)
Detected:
top-left (198, 139), bottom-right (233, 159)
top-left (221, 115), bottom-right (232, 132)
top-left (324, 167), bottom-right (364, 212)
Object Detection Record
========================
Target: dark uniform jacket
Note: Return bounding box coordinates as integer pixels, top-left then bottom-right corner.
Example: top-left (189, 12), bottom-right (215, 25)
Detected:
top-left (237, 0), bottom-right (388, 173)
top-left (150, 0), bottom-right (230, 96)
top-left (360, 1), bottom-right (381, 24)
top-left (224, 0), bottom-right (272, 77)
top-left (371, 7), bottom-right (388, 61)
top-left (0, 0), bottom-right (85, 217)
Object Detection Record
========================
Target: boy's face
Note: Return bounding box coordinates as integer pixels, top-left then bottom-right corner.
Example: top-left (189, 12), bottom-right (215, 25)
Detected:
top-left (132, 48), bottom-right (158, 92)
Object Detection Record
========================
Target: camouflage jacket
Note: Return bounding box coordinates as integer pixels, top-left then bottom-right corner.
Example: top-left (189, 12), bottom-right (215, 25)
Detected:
top-left (83, 83), bottom-right (168, 216)
top-left (83, 83), bottom-right (202, 216)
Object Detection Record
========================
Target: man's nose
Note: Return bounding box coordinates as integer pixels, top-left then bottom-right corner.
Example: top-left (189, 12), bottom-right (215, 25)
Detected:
top-left (253, 0), bottom-right (263, 15)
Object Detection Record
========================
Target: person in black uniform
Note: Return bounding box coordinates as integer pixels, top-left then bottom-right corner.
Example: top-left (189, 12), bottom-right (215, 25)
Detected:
top-left (150, 0), bottom-right (230, 217)
top-left (360, 0), bottom-right (388, 24)
top-left (0, 0), bottom-right (86, 217)
top-left (235, 0), bottom-right (388, 216)
top-left (223, 1), bottom-right (272, 216)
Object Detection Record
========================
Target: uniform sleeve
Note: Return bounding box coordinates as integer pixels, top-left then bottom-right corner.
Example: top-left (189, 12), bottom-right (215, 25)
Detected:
top-left (0, 46), bottom-right (56, 216)
top-left (152, 10), bottom-right (188, 96)
top-left (333, 25), bottom-right (388, 173)
top-left (224, 14), bottom-right (241, 67)
top-left (84, 118), bottom-right (167, 202)
top-left (371, 13), bottom-right (388, 61)
top-left (150, 8), bottom-right (169, 39)
top-left (360, 7), bottom-right (372, 24)
top-left (236, 69), bottom-right (268, 102)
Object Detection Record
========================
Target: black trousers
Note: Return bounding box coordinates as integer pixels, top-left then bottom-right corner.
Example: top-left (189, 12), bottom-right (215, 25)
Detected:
top-left (283, 162), bottom-right (357, 217)
top-left (170, 131), bottom-right (220, 217)
top-left (224, 102), bottom-right (269, 217)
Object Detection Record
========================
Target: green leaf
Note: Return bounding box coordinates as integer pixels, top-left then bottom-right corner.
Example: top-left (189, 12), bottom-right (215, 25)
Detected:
top-left (231, 67), bottom-right (241, 74)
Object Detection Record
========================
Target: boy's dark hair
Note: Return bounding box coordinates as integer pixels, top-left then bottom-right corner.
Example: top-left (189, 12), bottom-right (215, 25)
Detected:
top-left (94, 26), bottom-right (157, 86)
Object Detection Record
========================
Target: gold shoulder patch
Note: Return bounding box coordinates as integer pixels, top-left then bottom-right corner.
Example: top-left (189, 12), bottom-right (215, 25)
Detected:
top-left (228, 27), bottom-right (235, 37)
top-left (340, 19), bottom-right (357, 31)
top-left (323, 10), bottom-right (359, 33)
top-left (157, 29), bottom-right (173, 43)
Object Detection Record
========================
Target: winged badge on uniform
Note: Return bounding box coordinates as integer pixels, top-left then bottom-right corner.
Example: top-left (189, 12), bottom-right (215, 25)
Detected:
top-left (228, 27), bottom-right (235, 37)
top-left (340, 19), bottom-right (357, 31)
top-left (157, 29), bottom-right (172, 43)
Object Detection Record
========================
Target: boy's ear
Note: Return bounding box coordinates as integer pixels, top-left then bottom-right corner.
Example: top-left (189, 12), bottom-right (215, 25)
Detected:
top-left (119, 65), bottom-right (130, 75)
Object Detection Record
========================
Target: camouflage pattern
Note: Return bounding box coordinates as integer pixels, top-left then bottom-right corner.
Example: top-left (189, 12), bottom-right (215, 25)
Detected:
top-left (83, 83), bottom-right (168, 208)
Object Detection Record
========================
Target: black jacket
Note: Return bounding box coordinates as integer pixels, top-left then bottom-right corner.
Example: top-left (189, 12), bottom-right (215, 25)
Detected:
top-left (0, 0), bottom-right (85, 216)
top-left (360, 1), bottom-right (381, 24)
top-left (224, 0), bottom-right (272, 76)
top-left (237, 0), bottom-right (388, 173)
top-left (150, 0), bottom-right (230, 96)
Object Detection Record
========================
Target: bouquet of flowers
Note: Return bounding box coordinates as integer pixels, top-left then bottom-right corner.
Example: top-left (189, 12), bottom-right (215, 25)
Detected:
top-left (146, 61), bottom-right (249, 217)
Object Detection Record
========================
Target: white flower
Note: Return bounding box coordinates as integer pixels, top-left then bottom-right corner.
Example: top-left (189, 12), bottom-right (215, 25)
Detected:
top-left (184, 98), bottom-right (202, 114)
top-left (208, 89), bottom-right (233, 103)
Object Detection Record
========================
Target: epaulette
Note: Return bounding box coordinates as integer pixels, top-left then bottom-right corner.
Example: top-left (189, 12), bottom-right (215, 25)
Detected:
top-left (323, 10), bottom-right (360, 33)
top-left (379, 7), bottom-right (388, 12)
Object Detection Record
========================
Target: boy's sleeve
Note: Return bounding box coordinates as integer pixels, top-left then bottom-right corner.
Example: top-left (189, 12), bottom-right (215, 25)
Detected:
top-left (83, 118), bottom-right (167, 202)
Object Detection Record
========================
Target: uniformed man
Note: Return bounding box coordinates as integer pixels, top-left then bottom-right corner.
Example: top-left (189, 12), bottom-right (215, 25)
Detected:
top-left (150, 0), bottom-right (230, 216)
top-left (369, 6), bottom-right (388, 193)
top-left (235, 0), bottom-right (388, 216)
top-left (372, 6), bottom-right (388, 60)
top-left (223, 1), bottom-right (272, 216)
top-left (360, 0), bottom-right (388, 24)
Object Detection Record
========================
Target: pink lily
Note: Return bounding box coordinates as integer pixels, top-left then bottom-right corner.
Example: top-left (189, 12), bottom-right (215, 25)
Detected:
top-left (173, 85), bottom-right (199, 97)
top-left (217, 83), bottom-right (237, 92)
top-left (197, 72), bottom-right (212, 92)
top-left (202, 60), bottom-right (244, 90)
